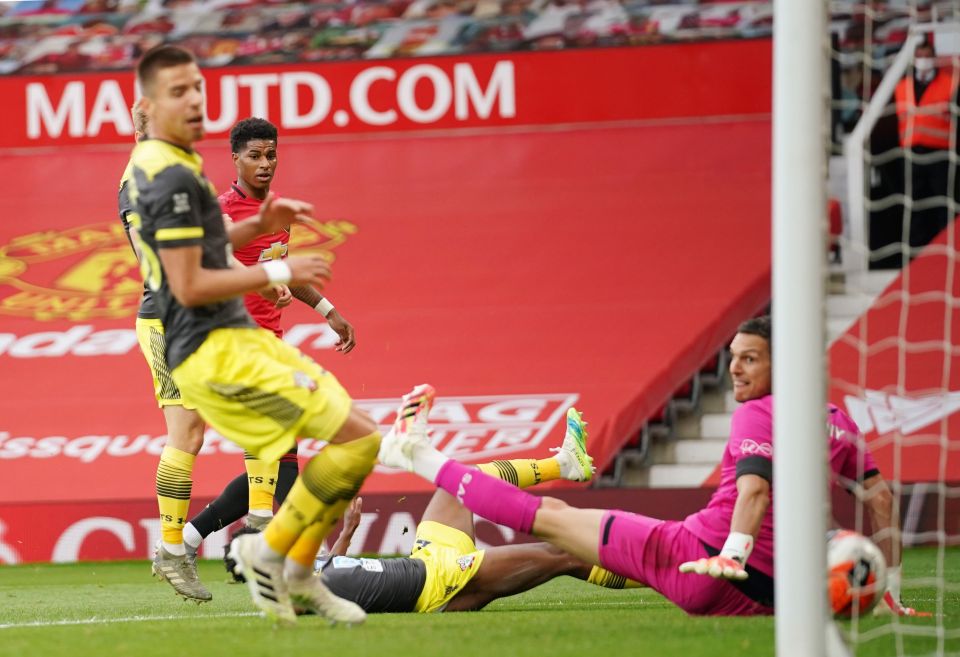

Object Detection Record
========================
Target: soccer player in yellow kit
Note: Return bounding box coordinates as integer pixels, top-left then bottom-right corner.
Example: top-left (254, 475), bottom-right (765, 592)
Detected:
top-left (126, 44), bottom-right (380, 625)
top-left (118, 103), bottom-right (211, 602)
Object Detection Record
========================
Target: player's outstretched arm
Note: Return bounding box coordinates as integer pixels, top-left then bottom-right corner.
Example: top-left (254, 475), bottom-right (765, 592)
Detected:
top-left (225, 192), bottom-right (315, 249)
top-left (679, 473), bottom-right (769, 580)
top-left (862, 474), bottom-right (931, 617)
top-left (290, 284), bottom-right (356, 353)
top-left (159, 245), bottom-right (330, 307)
top-left (328, 497), bottom-right (363, 557)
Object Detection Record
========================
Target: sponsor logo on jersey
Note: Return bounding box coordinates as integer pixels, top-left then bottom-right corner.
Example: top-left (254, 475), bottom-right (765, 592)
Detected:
top-left (456, 555), bottom-right (475, 571)
top-left (738, 438), bottom-right (772, 457)
top-left (258, 241), bottom-right (288, 262)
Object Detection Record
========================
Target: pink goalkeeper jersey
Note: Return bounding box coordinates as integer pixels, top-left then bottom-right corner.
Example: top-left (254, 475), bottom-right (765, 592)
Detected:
top-left (681, 395), bottom-right (878, 578)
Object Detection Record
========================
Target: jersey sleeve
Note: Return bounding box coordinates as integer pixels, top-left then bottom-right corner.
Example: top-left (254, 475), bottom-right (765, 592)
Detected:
top-left (118, 179), bottom-right (133, 224)
top-left (830, 409), bottom-right (880, 485)
top-left (146, 165), bottom-right (207, 249)
top-left (728, 401), bottom-right (774, 483)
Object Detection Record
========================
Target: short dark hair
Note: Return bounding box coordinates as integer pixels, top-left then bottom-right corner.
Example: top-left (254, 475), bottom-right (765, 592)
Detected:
top-left (230, 117), bottom-right (279, 154)
top-left (737, 314), bottom-right (771, 346)
top-left (131, 102), bottom-right (148, 136)
top-left (136, 45), bottom-right (195, 96)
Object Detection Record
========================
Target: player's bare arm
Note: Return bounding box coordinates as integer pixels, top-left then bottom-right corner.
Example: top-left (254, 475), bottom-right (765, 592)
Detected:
top-left (729, 473), bottom-right (770, 538)
top-left (158, 244), bottom-right (331, 307)
top-left (290, 285), bottom-right (357, 353)
top-left (861, 474), bottom-right (928, 616)
top-left (861, 473), bottom-right (896, 569)
top-left (328, 497), bottom-right (363, 557)
top-left (679, 473), bottom-right (769, 580)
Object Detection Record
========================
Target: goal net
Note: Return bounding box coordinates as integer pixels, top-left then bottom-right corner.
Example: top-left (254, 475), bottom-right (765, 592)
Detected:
top-left (831, 3), bottom-right (960, 654)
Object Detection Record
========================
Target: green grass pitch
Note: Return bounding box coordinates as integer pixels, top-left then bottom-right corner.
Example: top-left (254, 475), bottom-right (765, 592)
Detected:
top-left (0, 547), bottom-right (957, 657)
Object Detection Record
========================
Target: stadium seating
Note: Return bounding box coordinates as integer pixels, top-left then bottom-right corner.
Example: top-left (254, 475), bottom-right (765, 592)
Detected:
top-left (2, 0), bottom-right (950, 75)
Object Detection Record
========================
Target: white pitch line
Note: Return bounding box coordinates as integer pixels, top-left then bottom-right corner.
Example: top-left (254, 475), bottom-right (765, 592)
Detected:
top-left (0, 611), bottom-right (260, 630)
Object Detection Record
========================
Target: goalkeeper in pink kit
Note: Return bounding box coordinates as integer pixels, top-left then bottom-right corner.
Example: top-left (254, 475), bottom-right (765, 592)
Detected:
top-left (378, 315), bottom-right (924, 616)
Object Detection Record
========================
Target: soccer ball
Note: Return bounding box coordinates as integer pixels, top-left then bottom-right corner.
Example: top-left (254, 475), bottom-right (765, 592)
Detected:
top-left (827, 529), bottom-right (887, 617)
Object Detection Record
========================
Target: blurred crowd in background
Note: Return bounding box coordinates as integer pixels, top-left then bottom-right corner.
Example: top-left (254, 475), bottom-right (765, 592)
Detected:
top-left (1, 0), bottom-right (950, 76)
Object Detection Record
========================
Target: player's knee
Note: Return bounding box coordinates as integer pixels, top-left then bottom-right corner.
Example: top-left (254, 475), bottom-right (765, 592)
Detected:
top-left (540, 496), bottom-right (571, 514)
top-left (330, 406), bottom-right (378, 444)
top-left (163, 407), bottom-right (205, 454)
top-left (532, 497), bottom-right (570, 538)
top-left (351, 407), bottom-right (377, 434)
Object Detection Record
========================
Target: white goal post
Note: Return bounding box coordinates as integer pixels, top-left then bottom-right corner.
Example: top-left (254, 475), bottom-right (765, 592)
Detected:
top-left (772, 1), bottom-right (830, 655)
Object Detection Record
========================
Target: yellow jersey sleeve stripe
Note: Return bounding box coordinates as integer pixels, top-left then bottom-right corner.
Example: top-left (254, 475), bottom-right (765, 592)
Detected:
top-left (156, 227), bottom-right (204, 241)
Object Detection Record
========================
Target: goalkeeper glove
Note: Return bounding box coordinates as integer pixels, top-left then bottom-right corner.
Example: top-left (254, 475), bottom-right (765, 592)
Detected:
top-left (679, 532), bottom-right (752, 581)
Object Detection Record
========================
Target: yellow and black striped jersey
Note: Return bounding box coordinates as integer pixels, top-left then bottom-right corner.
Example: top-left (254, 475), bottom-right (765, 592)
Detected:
top-left (118, 158), bottom-right (160, 320)
top-left (127, 138), bottom-right (254, 370)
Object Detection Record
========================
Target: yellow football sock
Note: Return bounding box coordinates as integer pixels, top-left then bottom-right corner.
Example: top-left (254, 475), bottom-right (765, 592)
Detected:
top-left (477, 458), bottom-right (561, 488)
top-left (263, 478), bottom-right (325, 557)
top-left (156, 445), bottom-right (195, 545)
top-left (263, 432), bottom-right (379, 557)
top-left (286, 521), bottom-right (329, 570)
top-left (587, 565), bottom-right (642, 589)
top-left (244, 452), bottom-right (280, 514)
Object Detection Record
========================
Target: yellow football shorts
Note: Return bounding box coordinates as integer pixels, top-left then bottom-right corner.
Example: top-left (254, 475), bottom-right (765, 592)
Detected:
top-left (134, 318), bottom-right (195, 409)
top-left (410, 520), bottom-right (486, 613)
top-left (171, 327), bottom-right (351, 464)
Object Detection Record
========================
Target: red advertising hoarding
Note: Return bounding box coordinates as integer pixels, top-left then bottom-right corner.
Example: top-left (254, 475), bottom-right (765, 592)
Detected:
top-left (1, 42), bottom-right (775, 562)
top-left (1, 40), bottom-right (772, 148)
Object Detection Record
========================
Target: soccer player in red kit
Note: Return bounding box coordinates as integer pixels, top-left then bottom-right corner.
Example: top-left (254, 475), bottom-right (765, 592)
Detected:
top-left (181, 118), bottom-right (357, 553)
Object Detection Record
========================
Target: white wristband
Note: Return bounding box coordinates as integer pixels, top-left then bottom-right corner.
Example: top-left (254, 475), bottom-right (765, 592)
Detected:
top-left (719, 532), bottom-right (754, 565)
top-left (315, 298), bottom-right (335, 318)
top-left (262, 260), bottom-right (291, 285)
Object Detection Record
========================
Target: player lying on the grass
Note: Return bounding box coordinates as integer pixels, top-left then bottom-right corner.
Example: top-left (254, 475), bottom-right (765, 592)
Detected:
top-left (130, 44), bottom-right (384, 626)
top-left (317, 414), bottom-right (638, 613)
top-left (228, 413), bottom-right (638, 613)
top-left (379, 316), bottom-right (926, 616)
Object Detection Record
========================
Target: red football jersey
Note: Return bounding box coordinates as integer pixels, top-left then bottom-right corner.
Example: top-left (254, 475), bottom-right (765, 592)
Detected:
top-left (218, 184), bottom-right (290, 337)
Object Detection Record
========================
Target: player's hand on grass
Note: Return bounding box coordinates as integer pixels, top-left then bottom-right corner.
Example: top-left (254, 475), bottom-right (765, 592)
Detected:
top-left (286, 256), bottom-right (331, 287)
top-left (874, 591), bottom-right (932, 617)
top-left (256, 192), bottom-right (315, 235)
top-left (678, 556), bottom-right (748, 580)
top-left (327, 309), bottom-right (356, 353)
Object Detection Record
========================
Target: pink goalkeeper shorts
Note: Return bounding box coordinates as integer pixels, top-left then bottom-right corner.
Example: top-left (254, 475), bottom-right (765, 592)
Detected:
top-left (597, 510), bottom-right (773, 616)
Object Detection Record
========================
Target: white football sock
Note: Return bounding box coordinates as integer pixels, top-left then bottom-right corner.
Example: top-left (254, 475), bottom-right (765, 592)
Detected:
top-left (284, 559), bottom-right (313, 581)
top-left (182, 523), bottom-right (203, 550)
top-left (162, 541), bottom-right (186, 556)
top-left (411, 441), bottom-right (448, 483)
top-left (554, 449), bottom-right (577, 480)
